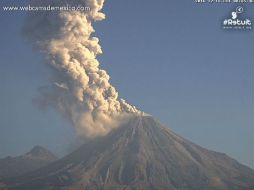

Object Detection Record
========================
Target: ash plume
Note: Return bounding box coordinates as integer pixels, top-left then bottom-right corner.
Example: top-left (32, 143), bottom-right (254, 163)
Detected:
top-left (23, 0), bottom-right (140, 137)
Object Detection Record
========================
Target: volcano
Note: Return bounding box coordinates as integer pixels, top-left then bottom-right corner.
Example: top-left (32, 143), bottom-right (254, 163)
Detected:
top-left (2, 116), bottom-right (254, 190)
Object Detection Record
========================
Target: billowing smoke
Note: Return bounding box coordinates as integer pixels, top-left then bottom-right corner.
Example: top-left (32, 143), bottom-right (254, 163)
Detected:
top-left (23, 0), bottom-right (140, 137)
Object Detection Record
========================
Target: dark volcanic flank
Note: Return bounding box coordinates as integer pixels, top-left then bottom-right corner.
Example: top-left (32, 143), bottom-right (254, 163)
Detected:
top-left (2, 116), bottom-right (254, 190)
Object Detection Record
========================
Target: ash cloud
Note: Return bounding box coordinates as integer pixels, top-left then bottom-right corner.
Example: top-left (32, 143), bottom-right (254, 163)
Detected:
top-left (23, 0), bottom-right (140, 137)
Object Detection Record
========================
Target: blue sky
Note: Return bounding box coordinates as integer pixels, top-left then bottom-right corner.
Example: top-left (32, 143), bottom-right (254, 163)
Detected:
top-left (0, 0), bottom-right (254, 168)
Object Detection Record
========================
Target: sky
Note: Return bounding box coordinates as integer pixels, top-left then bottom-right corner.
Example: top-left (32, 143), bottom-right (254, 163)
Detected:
top-left (0, 0), bottom-right (254, 168)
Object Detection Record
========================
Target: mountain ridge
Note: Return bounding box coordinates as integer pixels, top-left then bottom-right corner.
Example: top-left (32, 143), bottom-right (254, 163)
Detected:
top-left (0, 146), bottom-right (57, 179)
top-left (2, 116), bottom-right (254, 190)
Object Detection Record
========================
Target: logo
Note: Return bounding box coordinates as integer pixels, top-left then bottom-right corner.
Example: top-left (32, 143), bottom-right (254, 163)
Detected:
top-left (223, 6), bottom-right (252, 30)
top-left (231, 6), bottom-right (243, 19)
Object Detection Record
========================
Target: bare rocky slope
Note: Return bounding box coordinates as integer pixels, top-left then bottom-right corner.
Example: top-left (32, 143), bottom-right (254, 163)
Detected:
top-left (2, 116), bottom-right (254, 190)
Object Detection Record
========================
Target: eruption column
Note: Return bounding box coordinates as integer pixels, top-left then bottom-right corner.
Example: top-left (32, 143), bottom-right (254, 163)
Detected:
top-left (23, 0), bottom-right (140, 137)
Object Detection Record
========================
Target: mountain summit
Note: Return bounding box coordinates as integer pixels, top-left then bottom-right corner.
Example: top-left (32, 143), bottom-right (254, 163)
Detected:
top-left (0, 146), bottom-right (56, 179)
top-left (24, 146), bottom-right (57, 161)
top-left (2, 116), bottom-right (254, 190)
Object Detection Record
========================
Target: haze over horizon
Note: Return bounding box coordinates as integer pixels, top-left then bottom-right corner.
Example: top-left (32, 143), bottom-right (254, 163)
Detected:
top-left (0, 0), bottom-right (253, 170)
